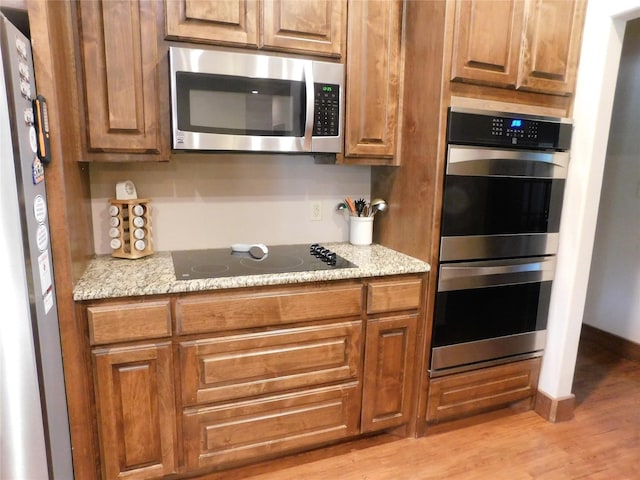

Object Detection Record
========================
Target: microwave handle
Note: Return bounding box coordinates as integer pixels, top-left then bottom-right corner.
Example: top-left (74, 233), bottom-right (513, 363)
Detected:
top-left (303, 62), bottom-right (314, 151)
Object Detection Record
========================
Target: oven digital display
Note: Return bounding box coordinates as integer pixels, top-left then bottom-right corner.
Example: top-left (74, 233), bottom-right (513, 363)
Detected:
top-left (510, 119), bottom-right (523, 129)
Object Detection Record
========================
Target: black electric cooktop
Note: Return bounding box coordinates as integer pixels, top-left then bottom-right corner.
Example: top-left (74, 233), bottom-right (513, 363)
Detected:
top-left (172, 244), bottom-right (357, 280)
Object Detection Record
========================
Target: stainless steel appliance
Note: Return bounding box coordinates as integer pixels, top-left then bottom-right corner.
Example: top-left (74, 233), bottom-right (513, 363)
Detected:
top-left (172, 244), bottom-right (356, 280)
top-left (169, 47), bottom-right (344, 154)
top-left (430, 107), bottom-right (572, 376)
top-left (0, 11), bottom-right (73, 479)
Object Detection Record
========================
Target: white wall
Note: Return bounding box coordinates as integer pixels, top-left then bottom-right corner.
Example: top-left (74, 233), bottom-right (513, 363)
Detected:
top-left (89, 155), bottom-right (370, 254)
top-left (582, 19), bottom-right (640, 344)
top-left (538, 0), bottom-right (640, 400)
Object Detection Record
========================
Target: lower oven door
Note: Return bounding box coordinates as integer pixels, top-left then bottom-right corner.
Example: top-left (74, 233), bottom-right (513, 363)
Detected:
top-left (430, 256), bottom-right (556, 375)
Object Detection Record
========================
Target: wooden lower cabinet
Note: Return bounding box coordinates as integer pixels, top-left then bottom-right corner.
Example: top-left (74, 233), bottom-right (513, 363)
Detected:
top-left (361, 314), bottom-right (417, 432)
top-left (92, 342), bottom-right (177, 480)
top-left (183, 383), bottom-right (361, 470)
top-left (82, 275), bottom-right (431, 478)
top-left (426, 358), bottom-right (542, 424)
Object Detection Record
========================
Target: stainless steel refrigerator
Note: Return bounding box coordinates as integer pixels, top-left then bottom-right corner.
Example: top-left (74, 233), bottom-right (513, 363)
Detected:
top-left (0, 11), bottom-right (73, 479)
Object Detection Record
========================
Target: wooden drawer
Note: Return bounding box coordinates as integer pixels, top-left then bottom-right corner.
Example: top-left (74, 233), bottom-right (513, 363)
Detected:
top-left (87, 300), bottom-right (171, 345)
top-left (426, 358), bottom-right (542, 424)
top-left (183, 383), bottom-right (361, 470)
top-left (175, 284), bottom-right (362, 335)
top-left (180, 321), bottom-right (362, 406)
top-left (366, 278), bottom-right (422, 314)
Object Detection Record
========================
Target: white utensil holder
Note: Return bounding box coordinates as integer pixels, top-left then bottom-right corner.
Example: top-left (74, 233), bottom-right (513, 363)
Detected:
top-left (349, 216), bottom-right (373, 246)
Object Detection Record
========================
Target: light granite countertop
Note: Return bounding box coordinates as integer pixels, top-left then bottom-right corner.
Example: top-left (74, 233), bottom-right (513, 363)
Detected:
top-left (73, 243), bottom-right (431, 301)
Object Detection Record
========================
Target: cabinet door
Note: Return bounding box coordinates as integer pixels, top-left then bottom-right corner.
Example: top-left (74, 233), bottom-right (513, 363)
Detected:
top-left (450, 0), bottom-right (525, 88)
top-left (262, 0), bottom-right (345, 57)
top-left (361, 314), bottom-right (417, 433)
top-left (164, 0), bottom-right (259, 46)
top-left (77, 0), bottom-right (165, 155)
top-left (344, 0), bottom-right (404, 162)
top-left (517, 0), bottom-right (586, 95)
top-left (93, 342), bottom-right (177, 480)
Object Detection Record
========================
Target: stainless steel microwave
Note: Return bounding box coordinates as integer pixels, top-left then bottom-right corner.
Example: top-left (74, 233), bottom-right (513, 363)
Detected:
top-left (169, 47), bottom-right (344, 154)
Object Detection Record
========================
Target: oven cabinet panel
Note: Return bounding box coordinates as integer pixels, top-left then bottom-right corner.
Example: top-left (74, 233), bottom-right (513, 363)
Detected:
top-left (174, 284), bottom-right (363, 335)
top-left (361, 277), bottom-right (423, 433)
top-left (448, 0), bottom-right (585, 96)
top-left (343, 0), bottom-right (404, 164)
top-left (92, 342), bottom-right (177, 480)
top-left (164, 0), bottom-right (345, 58)
top-left (426, 358), bottom-right (541, 424)
top-left (361, 314), bottom-right (417, 432)
top-left (76, 0), bottom-right (169, 160)
top-left (179, 321), bottom-right (362, 406)
top-left (183, 383), bottom-right (360, 470)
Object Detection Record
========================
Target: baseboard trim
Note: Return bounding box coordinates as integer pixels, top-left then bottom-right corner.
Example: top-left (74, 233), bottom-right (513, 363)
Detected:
top-left (534, 390), bottom-right (575, 422)
top-left (580, 323), bottom-right (640, 363)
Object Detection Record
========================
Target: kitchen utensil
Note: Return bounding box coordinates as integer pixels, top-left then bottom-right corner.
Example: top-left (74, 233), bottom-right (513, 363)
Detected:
top-left (354, 198), bottom-right (367, 217)
top-left (369, 199), bottom-right (387, 216)
top-left (345, 196), bottom-right (357, 215)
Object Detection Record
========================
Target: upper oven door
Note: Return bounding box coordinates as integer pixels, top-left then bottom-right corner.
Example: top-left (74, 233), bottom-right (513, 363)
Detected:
top-left (169, 47), bottom-right (343, 153)
top-left (440, 145), bottom-right (569, 261)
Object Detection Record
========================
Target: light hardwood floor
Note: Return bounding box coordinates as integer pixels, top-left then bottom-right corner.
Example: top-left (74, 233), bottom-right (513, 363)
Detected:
top-left (229, 333), bottom-right (640, 480)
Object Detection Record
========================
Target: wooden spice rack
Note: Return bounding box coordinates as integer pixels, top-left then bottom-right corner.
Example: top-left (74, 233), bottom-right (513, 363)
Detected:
top-left (108, 199), bottom-right (153, 259)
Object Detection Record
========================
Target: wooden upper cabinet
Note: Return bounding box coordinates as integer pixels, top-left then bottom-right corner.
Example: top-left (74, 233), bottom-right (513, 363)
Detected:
top-left (262, 0), bottom-right (345, 57)
top-left (343, 0), bottom-right (404, 163)
top-left (77, 0), bottom-right (167, 158)
top-left (164, 0), bottom-right (345, 57)
top-left (517, 0), bottom-right (586, 95)
top-left (164, 0), bottom-right (259, 46)
top-left (449, 0), bottom-right (585, 96)
top-left (450, 0), bottom-right (524, 88)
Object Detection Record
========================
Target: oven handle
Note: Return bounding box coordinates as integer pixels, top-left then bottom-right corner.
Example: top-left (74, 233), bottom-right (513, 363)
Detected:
top-left (437, 256), bottom-right (556, 292)
top-left (447, 145), bottom-right (569, 178)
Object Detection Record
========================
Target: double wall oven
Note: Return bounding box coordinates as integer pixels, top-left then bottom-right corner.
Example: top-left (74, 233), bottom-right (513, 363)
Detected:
top-left (430, 107), bottom-right (572, 376)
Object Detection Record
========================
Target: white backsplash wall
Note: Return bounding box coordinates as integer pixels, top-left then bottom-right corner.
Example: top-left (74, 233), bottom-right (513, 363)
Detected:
top-left (90, 154), bottom-right (371, 254)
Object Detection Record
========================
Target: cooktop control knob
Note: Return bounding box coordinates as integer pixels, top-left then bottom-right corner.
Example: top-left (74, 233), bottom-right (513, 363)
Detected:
top-left (309, 244), bottom-right (338, 265)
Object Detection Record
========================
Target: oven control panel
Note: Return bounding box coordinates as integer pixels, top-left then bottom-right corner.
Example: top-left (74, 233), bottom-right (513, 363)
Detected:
top-left (447, 108), bottom-right (572, 150)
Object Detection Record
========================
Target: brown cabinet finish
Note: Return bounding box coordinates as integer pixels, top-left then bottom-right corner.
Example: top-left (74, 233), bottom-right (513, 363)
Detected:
top-left (164, 0), bottom-right (259, 46)
top-left (517, 0), bottom-right (586, 95)
top-left (182, 383), bottom-right (361, 470)
top-left (366, 278), bottom-right (422, 314)
top-left (164, 0), bottom-right (344, 57)
top-left (175, 284), bottom-right (362, 335)
top-left (87, 299), bottom-right (171, 345)
top-left (343, 0), bottom-right (404, 164)
top-left (180, 321), bottom-right (362, 405)
top-left (449, 0), bottom-right (585, 96)
top-left (92, 342), bottom-right (177, 480)
top-left (361, 314), bottom-right (417, 433)
top-left (426, 358), bottom-right (542, 424)
top-left (77, 0), bottom-right (167, 157)
top-left (262, 0), bottom-right (345, 57)
top-left (450, 0), bottom-right (524, 88)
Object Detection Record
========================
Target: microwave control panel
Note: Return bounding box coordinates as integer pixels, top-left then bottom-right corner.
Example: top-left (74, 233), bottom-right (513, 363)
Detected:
top-left (313, 83), bottom-right (340, 137)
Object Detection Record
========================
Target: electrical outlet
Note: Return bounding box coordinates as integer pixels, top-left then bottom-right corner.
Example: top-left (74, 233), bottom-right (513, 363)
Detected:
top-left (310, 201), bottom-right (322, 221)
